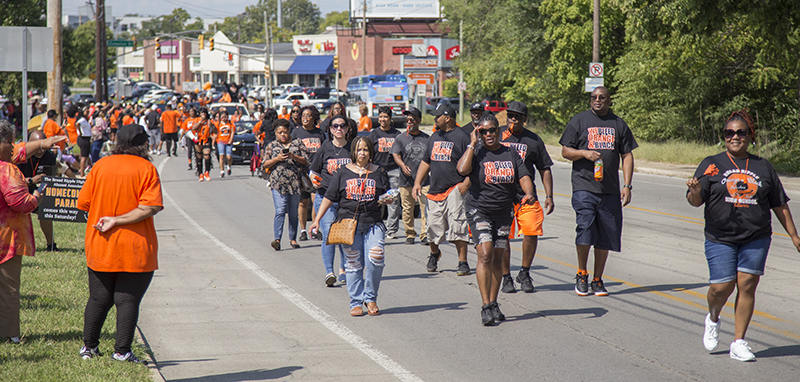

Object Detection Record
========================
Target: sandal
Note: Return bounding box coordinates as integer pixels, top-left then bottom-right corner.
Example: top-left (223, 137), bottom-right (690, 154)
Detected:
top-left (366, 302), bottom-right (380, 316)
top-left (270, 240), bottom-right (280, 251)
top-left (290, 241), bottom-right (300, 249)
top-left (350, 306), bottom-right (364, 317)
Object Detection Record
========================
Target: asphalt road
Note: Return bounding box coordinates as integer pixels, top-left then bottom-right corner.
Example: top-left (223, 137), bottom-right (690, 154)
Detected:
top-left (138, 153), bottom-right (800, 381)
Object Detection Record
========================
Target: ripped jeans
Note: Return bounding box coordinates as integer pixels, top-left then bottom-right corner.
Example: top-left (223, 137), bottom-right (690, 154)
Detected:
top-left (344, 222), bottom-right (386, 309)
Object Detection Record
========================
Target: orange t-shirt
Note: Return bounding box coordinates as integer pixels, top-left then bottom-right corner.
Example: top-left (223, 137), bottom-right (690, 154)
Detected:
top-left (64, 117), bottom-right (78, 145)
top-left (279, 113), bottom-right (291, 120)
top-left (160, 110), bottom-right (181, 134)
top-left (77, 155), bottom-right (163, 273)
top-left (42, 119), bottom-right (67, 150)
top-left (216, 121), bottom-right (234, 144)
top-left (220, 92), bottom-right (232, 103)
top-left (181, 117), bottom-right (199, 133)
top-left (197, 120), bottom-right (216, 144)
top-left (122, 115), bottom-right (135, 126)
top-left (358, 115), bottom-right (372, 132)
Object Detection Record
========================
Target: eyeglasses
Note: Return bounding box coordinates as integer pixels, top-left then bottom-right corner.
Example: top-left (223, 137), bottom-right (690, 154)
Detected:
top-left (590, 95), bottom-right (607, 101)
top-left (479, 127), bottom-right (498, 135)
top-left (292, 110), bottom-right (300, 113)
top-left (507, 112), bottom-right (523, 120)
top-left (330, 123), bottom-right (347, 130)
top-left (724, 129), bottom-right (749, 139)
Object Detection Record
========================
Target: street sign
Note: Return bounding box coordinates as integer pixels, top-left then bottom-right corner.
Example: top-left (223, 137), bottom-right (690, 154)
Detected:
top-left (0, 27), bottom-right (53, 72)
top-left (407, 72), bottom-right (434, 85)
top-left (585, 77), bottom-right (604, 92)
top-left (458, 82), bottom-right (467, 92)
top-left (107, 40), bottom-right (134, 48)
top-left (589, 62), bottom-right (604, 77)
top-left (416, 84), bottom-right (427, 97)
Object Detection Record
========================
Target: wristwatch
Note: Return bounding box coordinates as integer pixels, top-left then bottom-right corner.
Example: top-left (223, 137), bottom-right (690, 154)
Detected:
top-left (623, 184), bottom-right (633, 190)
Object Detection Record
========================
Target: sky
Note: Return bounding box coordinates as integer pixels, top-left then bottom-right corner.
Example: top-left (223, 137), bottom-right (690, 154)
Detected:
top-left (62, 0), bottom-right (353, 20)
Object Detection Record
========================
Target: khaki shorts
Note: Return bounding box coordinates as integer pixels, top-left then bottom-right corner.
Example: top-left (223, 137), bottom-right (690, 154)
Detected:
top-left (426, 188), bottom-right (469, 245)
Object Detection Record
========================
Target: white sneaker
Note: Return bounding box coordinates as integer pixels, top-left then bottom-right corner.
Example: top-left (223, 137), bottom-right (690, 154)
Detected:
top-left (730, 339), bottom-right (755, 361)
top-left (703, 314), bottom-right (720, 351)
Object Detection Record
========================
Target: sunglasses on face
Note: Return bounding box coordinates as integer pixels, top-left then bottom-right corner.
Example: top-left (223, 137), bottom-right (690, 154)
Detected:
top-left (507, 112), bottom-right (523, 120)
top-left (724, 129), bottom-right (749, 139)
top-left (292, 110), bottom-right (300, 113)
top-left (330, 123), bottom-right (347, 130)
top-left (590, 95), bottom-right (607, 101)
top-left (479, 127), bottom-right (498, 135)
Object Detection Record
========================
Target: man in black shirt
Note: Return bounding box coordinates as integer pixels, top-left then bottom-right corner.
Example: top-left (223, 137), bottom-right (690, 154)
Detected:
top-left (16, 131), bottom-right (59, 251)
top-left (392, 107), bottom-right (430, 245)
top-left (145, 105), bottom-right (161, 155)
top-left (413, 103), bottom-right (472, 275)
top-left (461, 102), bottom-right (485, 136)
top-left (559, 86), bottom-right (638, 296)
top-left (369, 106), bottom-right (401, 238)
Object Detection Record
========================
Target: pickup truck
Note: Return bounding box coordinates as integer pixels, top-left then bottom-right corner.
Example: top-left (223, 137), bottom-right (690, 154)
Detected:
top-left (272, 92), bottom-right (320, 109)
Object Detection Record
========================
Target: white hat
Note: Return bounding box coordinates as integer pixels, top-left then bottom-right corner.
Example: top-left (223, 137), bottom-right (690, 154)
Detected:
top-left (151, 104), bottom-right (157, 110)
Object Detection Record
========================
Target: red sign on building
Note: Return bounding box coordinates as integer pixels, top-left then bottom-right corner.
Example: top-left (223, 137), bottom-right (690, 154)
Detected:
top-left (426, 45), bottom-right (438, 56)
top-left (445, 45), bottom-right (460, 60)
top-left (392, 46), bottom-right (412, 55)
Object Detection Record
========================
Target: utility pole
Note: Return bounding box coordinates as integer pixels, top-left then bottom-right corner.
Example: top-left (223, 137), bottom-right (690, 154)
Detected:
top-left (101, 1), bottom-right (108, 102)
top-left (362, 0), bottom-right (367, 75)
top-left (458, 19), bottom-right (463, 118)
top-left (264, 11), bottom-right (272, 107)
top-left (47, 0), bottom-right (63, 121)
top-left (277, 0), bottom-right (282, 29)
top-left (95, 0), bottom-right (104, 103)
top-left (593, 0), bottom-right (600, 62)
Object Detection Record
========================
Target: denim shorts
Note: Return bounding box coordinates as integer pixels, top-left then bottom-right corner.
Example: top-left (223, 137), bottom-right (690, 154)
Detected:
top-left (571, 190), bottom-right (623, 252)
top-left (217, 143), bottom-right (233, 156)
top-left (704, 236), bottom-right (771, 284)
top-left (466, 206), bottom-right (514, 250)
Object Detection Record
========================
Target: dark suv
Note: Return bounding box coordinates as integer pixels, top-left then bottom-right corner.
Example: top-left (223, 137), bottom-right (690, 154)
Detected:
top-left (306, 87), bottom-right (331, 100)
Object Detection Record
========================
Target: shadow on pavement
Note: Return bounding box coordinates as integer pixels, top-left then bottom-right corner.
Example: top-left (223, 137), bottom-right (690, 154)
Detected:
top-left (381, 272), bottom-right (440, 281)
top-left (166, 366), bottom-right (303, 381)
top-left (380, 302), bottom-right (467, 315)
top-left (612, 283), bottom-right (708, 295)
top-left (508, 307), bottom-right (608, 322)
top-left (755, 344), bottom-right (800, 358)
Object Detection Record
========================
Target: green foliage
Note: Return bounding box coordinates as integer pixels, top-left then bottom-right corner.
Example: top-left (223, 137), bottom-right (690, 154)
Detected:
top-left (443, 78), bottom-right (459, 97)
top-left (135, 8), bottom-right (194, 39)
top-left (445, 0), bottom-right (800, 152)
top-left (62, 22), bottom-right (116, 81)
top-left (209, 0), bottom-right (322, 43)
top-left (319, 11), bottom-right (352, 33)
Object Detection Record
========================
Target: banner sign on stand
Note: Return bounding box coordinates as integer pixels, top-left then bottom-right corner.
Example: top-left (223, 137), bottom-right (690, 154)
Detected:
top-left (38, 176), bottom-right (88, 223)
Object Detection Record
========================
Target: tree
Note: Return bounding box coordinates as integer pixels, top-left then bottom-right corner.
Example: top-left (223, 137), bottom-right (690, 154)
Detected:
top-left (135, 8), bottom-right (194, 40)
top-left (63, 21), bottom-right (116, 81)
top-left (319, 11), bottom-right (351, 33)
top-left (209, 0), bottom-right (322, 43)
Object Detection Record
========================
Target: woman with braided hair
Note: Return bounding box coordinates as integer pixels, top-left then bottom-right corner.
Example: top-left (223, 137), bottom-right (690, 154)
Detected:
top-left (687, 109), bottom-right (800, 362)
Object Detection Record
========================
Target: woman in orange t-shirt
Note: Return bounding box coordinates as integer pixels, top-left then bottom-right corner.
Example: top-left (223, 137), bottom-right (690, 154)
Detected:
top-left (194, 108), bottom-right (217, 181)
top-left (76, 124), bottom-right (162, 363)
top-left (216, 109), bottom-right (235, 178)
top-left (180, 107), bottom-right (199, 171)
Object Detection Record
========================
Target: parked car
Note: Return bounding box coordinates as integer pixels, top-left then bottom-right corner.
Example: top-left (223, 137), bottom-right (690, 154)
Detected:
top-left (272, 92), bottom-right (320, 109)
top-left (131, 82), bottom-right (166, 99)
top-left (314, 95), bottom-right (345, 114)
top-left (142, 89), bottom-right (173, 104)
top-left (208, 102), bottom-right (251, 120)
top-left (62, 84), bottom-right (71, 96)
top-left (231, 120), bottom-right (257, 165)
top-left (69, 93), bottom-right (95, 106)
top-left (424, 97), bottom-right (442, 114)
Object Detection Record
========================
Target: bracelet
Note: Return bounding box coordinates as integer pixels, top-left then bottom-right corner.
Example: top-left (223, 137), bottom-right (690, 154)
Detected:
top-left (546, 195), bottom-right (553, 198)
top-left (466, 144), bottom-right (475, 151)
top-left (623, 184), bottom-right (633, 190)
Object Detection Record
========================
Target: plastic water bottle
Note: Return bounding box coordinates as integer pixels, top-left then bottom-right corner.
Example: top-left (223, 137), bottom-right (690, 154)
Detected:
top-left (594, 158), bottom-right (603, 181)
top-left (379, 188), bottom-right (399, 203)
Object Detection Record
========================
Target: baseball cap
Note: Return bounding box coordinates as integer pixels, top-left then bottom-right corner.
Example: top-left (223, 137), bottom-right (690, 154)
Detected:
top-left (469, 102), bottom-right (484, 111)
top-left (117, 124), bottom-right (149, 148)
top-left (506, 101), bottom-right (528, 117)
top-left (430, 102), bottom-right (457, 117)
top-left (402, 106), bottom-right (422, 119)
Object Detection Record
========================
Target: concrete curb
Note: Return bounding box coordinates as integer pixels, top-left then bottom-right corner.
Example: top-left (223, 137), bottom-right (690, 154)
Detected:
top-left (135, 325), bottom-right (166, 382)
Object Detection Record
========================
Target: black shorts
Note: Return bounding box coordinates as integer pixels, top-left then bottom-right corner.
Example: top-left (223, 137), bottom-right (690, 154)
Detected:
top-left (465, 205), bottom-right (514, 249)
top-left (77, 136), bottom-right (91, 158)
top-left (163, 132), bottom-right (178, 142)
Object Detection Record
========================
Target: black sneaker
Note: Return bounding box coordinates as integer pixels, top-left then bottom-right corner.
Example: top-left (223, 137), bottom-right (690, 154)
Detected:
top-left (501, 275), bottom-right (517, 293)
top-left (490, 301), bottom-right (506, 321)
top-left (456, 261), bottom-right (471, 276)
top-left (299, 231), bottom-right (308, 241)
top-left (481, 304), bottom-right (496, 326)
top-left (590, 279), bottom-right (609, 296)
top-left (79, 346), bottom-right (101, 360)
top-left (420, 237), bottom-right (428, 245)
top-left (516, 270), bottom-right (534, 293)
top-left (45, 242), bottom-right (59, 252)
top-left (575, 273), bottom-right (590, 296)
top-left (426, 251), bottom-right (441, 272)
top-left (405, 237), bottom-right (415, 245)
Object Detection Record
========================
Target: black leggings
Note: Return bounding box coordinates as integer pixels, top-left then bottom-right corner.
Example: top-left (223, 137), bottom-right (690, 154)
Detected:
top-left (83, 268), bottom-right (153, 354)
top-left (163, 132), bottom-right (179, 155)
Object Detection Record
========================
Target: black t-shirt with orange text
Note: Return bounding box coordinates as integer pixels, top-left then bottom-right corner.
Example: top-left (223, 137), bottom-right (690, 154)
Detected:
top-left (325, 165), bottom-right (390, 225)
top-left (422, 127), bottom-right (470, 194)
top-left (559, 110), bottom-right (638, 194)
top-left (368, 126), bottom-right (400, 171)
top-left (465, 145), bottom-right (529, 214)
top-left (291, 126), bottom-right (324, 163)
top-left (693, 152), bottom-right (789, 244)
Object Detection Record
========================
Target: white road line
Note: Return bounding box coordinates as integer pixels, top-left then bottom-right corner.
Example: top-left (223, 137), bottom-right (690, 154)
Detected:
top-left (157, 158), bottom-right (423, 382)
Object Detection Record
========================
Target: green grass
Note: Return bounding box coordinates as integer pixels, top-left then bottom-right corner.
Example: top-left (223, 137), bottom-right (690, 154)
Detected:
top-left (0, 217), bottom-right (151, 381)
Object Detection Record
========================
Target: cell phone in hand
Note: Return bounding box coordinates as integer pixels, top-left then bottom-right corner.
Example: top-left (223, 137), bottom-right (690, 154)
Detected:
top-left (282, 148), bottom-right (290, 154)
top-left (36, 182), bottom-right (48, 194)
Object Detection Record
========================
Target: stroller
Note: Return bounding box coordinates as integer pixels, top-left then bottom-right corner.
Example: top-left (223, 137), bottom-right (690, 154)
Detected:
top-left (249, 141), bottom-right (262, 177)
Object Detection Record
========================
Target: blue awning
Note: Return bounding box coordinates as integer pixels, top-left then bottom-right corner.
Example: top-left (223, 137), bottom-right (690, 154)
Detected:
top-left (287, 55), bottom-right (335, 75)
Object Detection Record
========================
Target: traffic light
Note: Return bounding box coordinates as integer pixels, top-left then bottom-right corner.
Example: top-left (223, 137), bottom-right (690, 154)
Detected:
top-left (264, 66), bottom-right (270, 77)
top-left (333, 55), bottom-right (339, 70)
top-left (155, 37), bottom-right (161, 56)
top-left (209, 38), bottom-right (214, 51)
top-left (198, 34), bottom-right (204, 50)
top-left (228, 53), bottom-right (233, 61)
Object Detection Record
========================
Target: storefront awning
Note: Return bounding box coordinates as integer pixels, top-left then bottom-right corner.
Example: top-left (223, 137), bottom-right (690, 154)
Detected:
top-left (287, 55), bottom-right (335, 75)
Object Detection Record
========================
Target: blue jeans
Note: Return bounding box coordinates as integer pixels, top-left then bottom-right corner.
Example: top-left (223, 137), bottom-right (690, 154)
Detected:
top-left (384, 168), bottom-right (402, 235)
top-left (315, 192), bottom-right (346, 274)
top-left (272, 190), bottom-right (300, 242)
top-left (345, 222), bottom-right (386, 309)
top-left (90, 140), bottom-right (103, 163)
